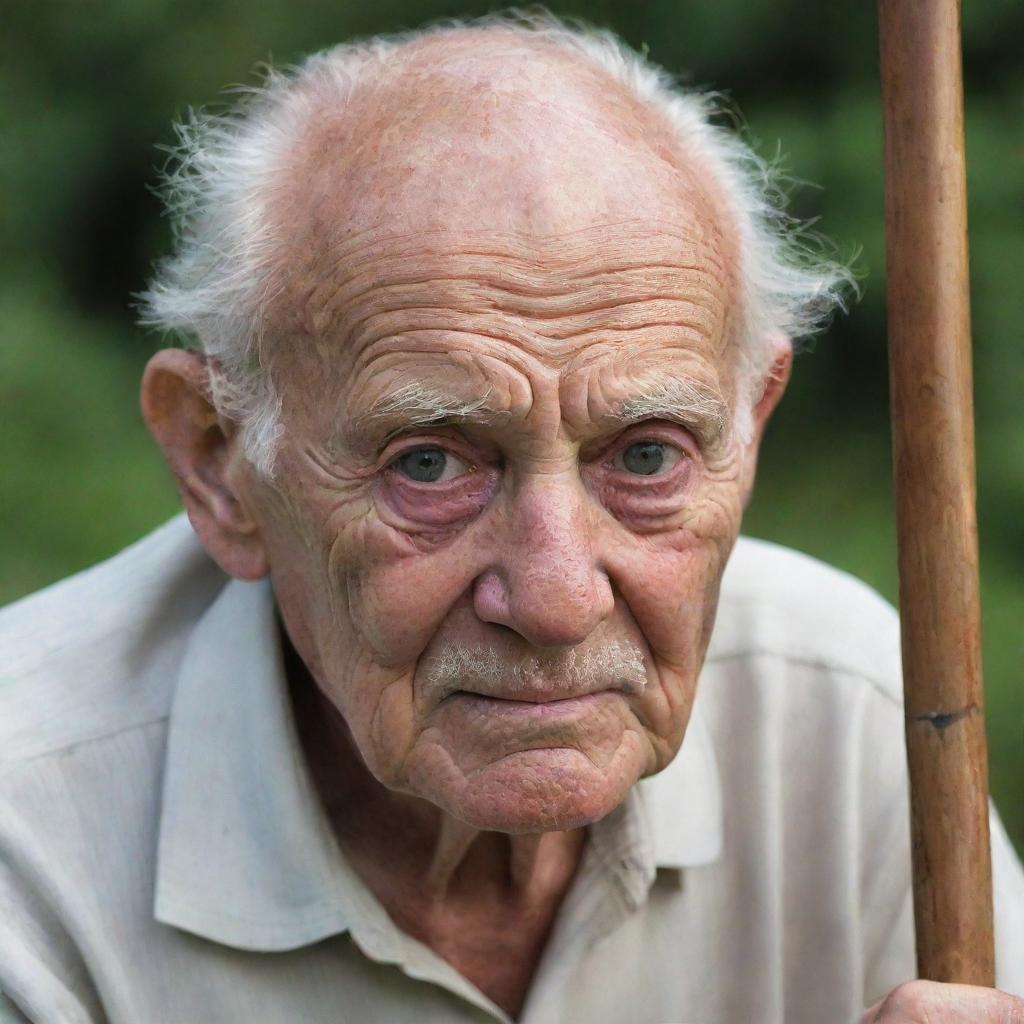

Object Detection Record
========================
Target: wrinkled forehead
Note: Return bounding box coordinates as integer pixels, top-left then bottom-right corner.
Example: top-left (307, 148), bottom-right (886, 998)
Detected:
top-left (267, 218), bottom-right (738, 460)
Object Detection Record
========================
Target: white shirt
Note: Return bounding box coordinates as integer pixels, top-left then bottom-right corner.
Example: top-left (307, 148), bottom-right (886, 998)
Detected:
top-left (1, 515), bottom-right (1021, 1024)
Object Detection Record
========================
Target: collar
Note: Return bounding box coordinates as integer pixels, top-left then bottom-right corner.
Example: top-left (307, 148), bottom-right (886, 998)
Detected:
top-left (154, 577), bottom-right (722, 951)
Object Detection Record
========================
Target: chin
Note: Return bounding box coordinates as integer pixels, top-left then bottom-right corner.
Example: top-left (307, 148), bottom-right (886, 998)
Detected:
top-left (418, 746), bottom-right (644, 834)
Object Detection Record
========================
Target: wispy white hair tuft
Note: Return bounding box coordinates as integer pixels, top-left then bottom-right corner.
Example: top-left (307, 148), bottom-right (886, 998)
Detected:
top-left (138, 10), bottom-right (856, 474)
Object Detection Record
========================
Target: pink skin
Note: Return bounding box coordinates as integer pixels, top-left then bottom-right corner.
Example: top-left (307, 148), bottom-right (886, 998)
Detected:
top-left (142, 31), bottom-right (791, 1017)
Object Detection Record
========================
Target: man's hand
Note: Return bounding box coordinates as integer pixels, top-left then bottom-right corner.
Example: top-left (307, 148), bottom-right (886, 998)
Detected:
top-left (861, 981), bottom-right (1024, 1022)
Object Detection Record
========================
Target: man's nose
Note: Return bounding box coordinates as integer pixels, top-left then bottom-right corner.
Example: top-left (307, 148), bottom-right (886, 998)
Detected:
top-left (473, 476), bottom-right (614, 648)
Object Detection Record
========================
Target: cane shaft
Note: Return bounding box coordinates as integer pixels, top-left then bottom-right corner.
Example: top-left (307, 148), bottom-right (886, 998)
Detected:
top-left (878, 0), bottom-right (994, 984)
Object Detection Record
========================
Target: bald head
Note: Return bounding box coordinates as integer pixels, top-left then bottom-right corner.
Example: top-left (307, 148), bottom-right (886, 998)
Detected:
top-left (278, 29), bottom-right (726, 260)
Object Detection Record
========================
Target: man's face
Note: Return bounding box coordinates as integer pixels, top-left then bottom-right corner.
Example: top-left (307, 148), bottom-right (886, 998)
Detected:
top-left (217, 44), bottom-right (758, 833)
top-left (240, 235), bottom-right (747, 834)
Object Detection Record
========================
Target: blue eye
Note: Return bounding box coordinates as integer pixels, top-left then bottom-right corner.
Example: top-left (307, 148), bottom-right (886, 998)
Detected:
top-left (396, 448), bottom-right (447, 482)
top-left (393, 447), bottom-right (471, 483)
top-left (615, 441), bottom-right (680, 476)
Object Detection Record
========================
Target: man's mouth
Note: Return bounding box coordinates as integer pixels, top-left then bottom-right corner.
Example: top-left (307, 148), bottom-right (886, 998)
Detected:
top-left (447, 690), bottom-right (620, 719)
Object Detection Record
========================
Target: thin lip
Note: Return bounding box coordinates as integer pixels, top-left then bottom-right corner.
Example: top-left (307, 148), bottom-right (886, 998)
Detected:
top-left (450, 692), bottom-right (614, 716)
top-left (449, 688), bottom-right (616, 705)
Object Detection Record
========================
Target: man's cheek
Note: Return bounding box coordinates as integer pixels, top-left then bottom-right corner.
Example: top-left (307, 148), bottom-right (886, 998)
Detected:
top-left (633, 657), bottom-right (698, 768)
top-left (612, 527), bottom-right (727, 666)
top-left (614, 516), bottom-right (734, 762)
top-left (324, 515), bottom-right (483, 668)
top-left (361, 670), bottom-right (424, 784)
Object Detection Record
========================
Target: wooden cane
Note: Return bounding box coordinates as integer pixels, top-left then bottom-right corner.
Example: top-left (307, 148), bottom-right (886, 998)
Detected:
top-left (877, 0), bottom-right (995, 984)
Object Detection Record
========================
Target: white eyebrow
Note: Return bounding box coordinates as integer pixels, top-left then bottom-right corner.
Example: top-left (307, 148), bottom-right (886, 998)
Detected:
top-left (360, 382), bottom-right (498, 428)
top-left (351, 377), bottom-right (731, 451)
top-left (615, 376), bottom-right (731, 450)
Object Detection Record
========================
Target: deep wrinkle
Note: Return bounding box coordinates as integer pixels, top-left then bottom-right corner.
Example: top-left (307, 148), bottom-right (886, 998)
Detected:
top-left (282, 228), bottom-right (732, 381)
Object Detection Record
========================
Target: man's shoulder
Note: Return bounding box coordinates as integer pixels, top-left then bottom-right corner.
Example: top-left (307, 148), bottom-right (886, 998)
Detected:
top-left (0, 515), bottom-right (227, 773)
top-left (709, 535), bottom-right (903, 706)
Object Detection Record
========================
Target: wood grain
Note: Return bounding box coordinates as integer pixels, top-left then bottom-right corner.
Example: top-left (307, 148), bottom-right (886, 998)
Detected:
top-left (878, 0), bottom-right (995, 984)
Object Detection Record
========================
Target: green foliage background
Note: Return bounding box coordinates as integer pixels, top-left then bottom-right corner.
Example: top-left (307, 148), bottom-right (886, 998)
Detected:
top-left (2, 2), bottom-right (1021, 853)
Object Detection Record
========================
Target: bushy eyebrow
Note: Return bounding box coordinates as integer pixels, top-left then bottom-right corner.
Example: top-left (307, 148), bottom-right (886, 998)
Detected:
top-left (344, 376), bottom-right (731, 454)
top-left (363, 382), bottom-right (496, 425)
top-left (343, 382), bottom-right (503, 450)
top-left (611, 376), bottom-right (731, 451)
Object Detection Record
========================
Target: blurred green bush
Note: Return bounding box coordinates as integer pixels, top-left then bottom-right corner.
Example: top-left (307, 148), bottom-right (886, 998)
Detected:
top-left (1, 1), bottom-right (1021, 851)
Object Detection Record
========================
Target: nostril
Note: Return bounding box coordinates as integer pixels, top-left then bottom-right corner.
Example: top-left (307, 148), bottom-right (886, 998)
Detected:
top-left (473, 571), bottom-right (514, 629)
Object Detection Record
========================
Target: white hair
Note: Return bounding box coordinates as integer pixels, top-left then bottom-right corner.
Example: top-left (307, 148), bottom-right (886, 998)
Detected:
top-left (138, 10), bottom-right (855, 476)
top-left (423, 641), bottom-right (648, 702)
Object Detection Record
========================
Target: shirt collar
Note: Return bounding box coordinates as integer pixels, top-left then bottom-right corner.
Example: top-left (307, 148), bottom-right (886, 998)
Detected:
top-left (154, 576), bottom-right (722, 951)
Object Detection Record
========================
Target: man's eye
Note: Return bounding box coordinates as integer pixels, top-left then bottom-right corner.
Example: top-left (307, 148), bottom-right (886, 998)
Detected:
top-left (393, 447), bottom-right (470, 483)
top-left (614, 440), bottom-right (681, 476)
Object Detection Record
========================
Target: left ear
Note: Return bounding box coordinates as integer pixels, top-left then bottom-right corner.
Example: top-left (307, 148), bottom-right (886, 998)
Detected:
top-left (738, 334), bottom-right (793, 508)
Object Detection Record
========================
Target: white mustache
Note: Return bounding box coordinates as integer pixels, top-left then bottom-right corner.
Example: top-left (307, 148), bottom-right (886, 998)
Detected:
top-left (423, 641), bottom-right (648, 702)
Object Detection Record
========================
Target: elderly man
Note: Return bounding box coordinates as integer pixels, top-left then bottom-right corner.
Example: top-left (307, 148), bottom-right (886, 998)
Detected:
top-left (2, 15), bottom-right (1022, 1024)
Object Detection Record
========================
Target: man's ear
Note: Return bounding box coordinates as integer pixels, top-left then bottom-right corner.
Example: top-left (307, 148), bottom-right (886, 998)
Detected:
top-left (141, 349), bottom-right (269, 580)
top-left (739, 334), bottom-right (793, 508)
